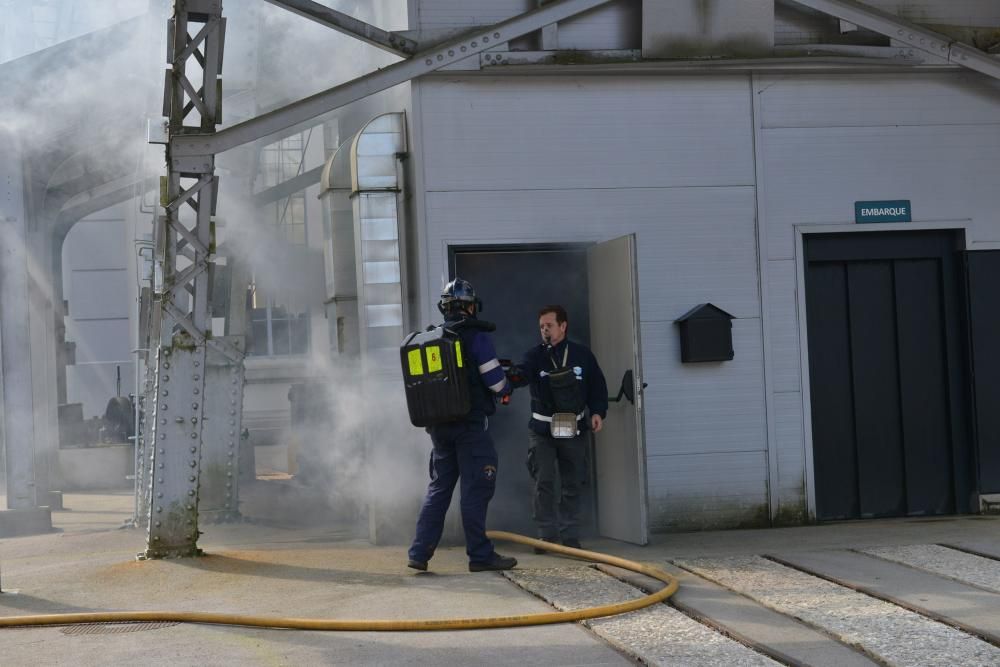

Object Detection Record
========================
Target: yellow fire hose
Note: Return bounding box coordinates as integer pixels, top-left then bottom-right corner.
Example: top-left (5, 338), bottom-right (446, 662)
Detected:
top-left (0, 531), bottom-right (677, 631)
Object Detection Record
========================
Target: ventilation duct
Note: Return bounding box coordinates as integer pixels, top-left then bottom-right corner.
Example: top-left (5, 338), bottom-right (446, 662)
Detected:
top-left (319, 112), bottom-right (408, 368)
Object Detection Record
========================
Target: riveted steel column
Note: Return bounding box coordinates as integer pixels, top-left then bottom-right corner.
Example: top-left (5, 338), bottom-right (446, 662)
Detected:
top-left (198, 337), bottom-right (244, 522)
top-left (143, 339), bottom-right (207, 557)
top-left (135, 291), bottom-right (159, 527)
top-left (143, 0), bottom-right (236, 558)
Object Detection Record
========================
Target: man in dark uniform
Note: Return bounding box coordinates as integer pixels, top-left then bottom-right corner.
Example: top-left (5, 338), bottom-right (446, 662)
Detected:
top-left (407, 279), bottom-right (518, 573)
top-left (514, 305), bottom-right (608, 551)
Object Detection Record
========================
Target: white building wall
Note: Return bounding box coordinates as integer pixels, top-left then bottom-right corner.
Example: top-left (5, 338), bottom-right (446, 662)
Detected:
top-left (415, 74), bottom-right (770, 530)
top-left (408, 0), bottom-right (639, 49)
top-left (755, 71), bottom-right (1000, 520)
top-left (63, 206), bottom-right (135, 418)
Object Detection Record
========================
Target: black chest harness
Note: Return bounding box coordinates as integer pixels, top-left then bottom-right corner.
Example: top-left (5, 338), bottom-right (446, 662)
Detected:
top-left (535, 345), bottom-right (587, 438)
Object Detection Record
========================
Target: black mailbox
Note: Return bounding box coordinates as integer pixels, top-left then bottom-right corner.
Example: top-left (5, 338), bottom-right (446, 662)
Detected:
top-left (675, 303), bottom-right (735, 363)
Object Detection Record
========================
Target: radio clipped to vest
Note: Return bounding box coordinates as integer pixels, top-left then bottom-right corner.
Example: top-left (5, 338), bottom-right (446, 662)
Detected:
top-left (400, 325), bottom-right (470, 427)
top-left (546, 345), bottom-right (586, 438)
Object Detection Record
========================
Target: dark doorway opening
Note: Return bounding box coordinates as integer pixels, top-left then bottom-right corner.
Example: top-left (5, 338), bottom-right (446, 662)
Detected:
top-left (804, 230), bottom-right (974, 520)
top-left (450, 244), bottom-right (596, 537)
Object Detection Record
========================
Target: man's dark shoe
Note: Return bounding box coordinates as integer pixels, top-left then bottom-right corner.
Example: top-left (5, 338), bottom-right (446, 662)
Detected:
top-left (407, 559), bottom-right (428, 571)
top-left (469, 553), bottom-right (517, 572)
top-left (562, 538), bottom-right (582, 550)
top-left (533, 538), bottom-right (558, 555)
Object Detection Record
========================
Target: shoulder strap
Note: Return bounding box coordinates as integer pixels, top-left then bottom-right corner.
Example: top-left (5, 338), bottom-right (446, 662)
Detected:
top-left (548, 345), bottom-right (569, 370)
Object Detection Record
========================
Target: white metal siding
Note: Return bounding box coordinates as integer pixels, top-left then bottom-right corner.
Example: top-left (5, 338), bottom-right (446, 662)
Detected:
top-left (67, 270), bottom-right (129, 320)
top-left (416, 68), bottom-right (1000, 532)
top-left (643, 0), bottom-right (774, 58)
top-left (65, 319), bottom-right (131, 364)
top-left (558, 1), bottom-right (640, 50)
top-left (420, 76), bottom-right (755, 191)
top-left (756, 71), bottom-right (1000, 522)
top-left (413, 0), bottom-right (638, 49)
top-left (414, 0), bottom-right (528, 31)
top-left (775, 0), bottom-right (1000, 46)
top-left (62, 217), bottom-right (133, 417)
top-left (418, 75), bottom-right (765, 530)
top-left (774, 391), bottom-right (806, 512)
top-left (759, 73), bottom-right (1000, 130)
top-left (863, 1), bottom-right (1000, 26)
top-left (647, 450), bottom-right (769, 531)
top-left (762, 125), bottom-right (1000, 260)
top-left (642, 318), bottom-right (766, 456)
top-left (767, 260), bottom-right (800, 393)
top-left (423, 187), bottom-right (760, 321)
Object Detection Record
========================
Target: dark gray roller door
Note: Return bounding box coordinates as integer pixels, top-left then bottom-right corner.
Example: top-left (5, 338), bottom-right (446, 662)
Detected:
top-left (805, 231), bottom-right (973, 520)
top-left (968, 251), bottom-right (1000, 493)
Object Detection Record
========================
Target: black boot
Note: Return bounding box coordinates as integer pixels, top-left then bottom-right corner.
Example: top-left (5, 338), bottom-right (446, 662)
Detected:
top-left (533, 537), bottom-right (558, 555)
top-left (469, 553), bottom-right (517, 572)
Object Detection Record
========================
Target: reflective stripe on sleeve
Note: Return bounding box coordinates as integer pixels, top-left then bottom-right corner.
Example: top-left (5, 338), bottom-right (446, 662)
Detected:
top-left (478, 358), bottom-right (501, 374)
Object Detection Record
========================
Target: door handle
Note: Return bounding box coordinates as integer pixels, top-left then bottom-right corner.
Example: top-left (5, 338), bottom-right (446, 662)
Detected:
top-left (609, 369), bottom-right (641, 405)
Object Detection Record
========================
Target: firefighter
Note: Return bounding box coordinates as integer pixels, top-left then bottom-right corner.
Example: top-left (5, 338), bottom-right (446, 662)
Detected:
top-left (407, 279), bottom-right (518, 573)
top-left (513, 304), bottom-right (608, 552)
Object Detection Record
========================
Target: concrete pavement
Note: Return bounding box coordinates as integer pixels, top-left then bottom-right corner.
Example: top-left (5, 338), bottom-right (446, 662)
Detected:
top-left (2, 488), bottom-right (1000, 665)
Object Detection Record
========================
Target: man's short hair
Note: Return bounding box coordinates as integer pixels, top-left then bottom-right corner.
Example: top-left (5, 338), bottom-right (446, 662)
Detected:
top-left (538, 305), bottom-right (568, 325)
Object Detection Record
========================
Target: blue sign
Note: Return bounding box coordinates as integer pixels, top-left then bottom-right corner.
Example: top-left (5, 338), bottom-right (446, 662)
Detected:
top-left (855, 200), bottom-right (912, 224)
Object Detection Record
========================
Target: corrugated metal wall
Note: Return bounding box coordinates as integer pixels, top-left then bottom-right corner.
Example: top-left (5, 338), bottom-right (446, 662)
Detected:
top-left (63, 210), bottom-right (134, 418)
top-left (405, 0), bottom-right (1000, 533)
top-left (756, 71), bottom-right (1000, 521)
top-left (415, 74), bottom-right (770, 530)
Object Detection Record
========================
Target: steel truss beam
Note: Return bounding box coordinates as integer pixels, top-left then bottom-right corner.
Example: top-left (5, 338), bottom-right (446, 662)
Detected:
top-left (172, 0), bottom-right (613, 157)
top-left (144, 0), bottom-right (242, 559)
top-left (786, 0), bottom-right (1000, 81)
top-left (150, 0), bottom-right (613, 556)
top-left (263, 0), bottom-right (418, 57)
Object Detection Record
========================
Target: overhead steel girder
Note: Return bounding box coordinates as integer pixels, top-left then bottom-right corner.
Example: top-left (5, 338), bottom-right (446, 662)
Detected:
top-left (263, 0), bottom-right (418, 57)
top-left (786, 0), bottom-right (1000, 81)
top-left (253, 165), bottom-right (323, 207)
top-left (172, 0), bottom-right (614, 158)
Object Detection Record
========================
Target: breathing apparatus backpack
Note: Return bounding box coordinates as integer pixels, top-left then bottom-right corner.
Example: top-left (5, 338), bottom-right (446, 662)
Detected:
top-left (400, 318), bottom-right (498, 427)
top-left (398, 323), bottom-right (466, 427)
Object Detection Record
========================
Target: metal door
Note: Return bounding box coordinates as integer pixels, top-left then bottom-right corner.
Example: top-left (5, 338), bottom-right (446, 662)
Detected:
top-left (804, 230), bottom-right (974, 520)
top-left (453, 246), bottom-right (593, 536)
top-left (587, 234), bottom-right (649, 544)
top-left (966, 251), bottom-right (1000, 493)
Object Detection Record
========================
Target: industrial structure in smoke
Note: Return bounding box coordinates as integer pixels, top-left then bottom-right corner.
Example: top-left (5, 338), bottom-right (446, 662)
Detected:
top-left (1, 0), bottom-right (999, 556)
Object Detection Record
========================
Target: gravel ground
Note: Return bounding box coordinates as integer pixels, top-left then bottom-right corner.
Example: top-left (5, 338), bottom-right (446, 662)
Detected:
top-left (505, 566), bottom-right (779, 667)
top-left (861, 544), bottom-right (1000, 593)
top-left (676, 555), bottom-right (1000, 667)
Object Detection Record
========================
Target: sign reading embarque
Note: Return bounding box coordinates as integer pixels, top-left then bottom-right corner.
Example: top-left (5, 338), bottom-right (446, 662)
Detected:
top-left (855, 200), bottom-right (912, 224)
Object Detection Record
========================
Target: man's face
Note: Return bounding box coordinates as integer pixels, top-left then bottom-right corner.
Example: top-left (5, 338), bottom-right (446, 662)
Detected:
top-left (539, 312), bottom-right (567, 346)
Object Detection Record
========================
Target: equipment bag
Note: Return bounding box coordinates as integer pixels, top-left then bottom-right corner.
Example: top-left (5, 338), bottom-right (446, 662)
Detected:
top-left (546, 346), bottom-right (586, 438)
top-left (400, 325), bottom-right (471, 427)
top-left (548, 366), bottom-right (585, 414)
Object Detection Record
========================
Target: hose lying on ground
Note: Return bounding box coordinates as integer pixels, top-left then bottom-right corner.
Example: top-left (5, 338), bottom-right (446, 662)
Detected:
top-left (0, 531), bottom-right (678, 631)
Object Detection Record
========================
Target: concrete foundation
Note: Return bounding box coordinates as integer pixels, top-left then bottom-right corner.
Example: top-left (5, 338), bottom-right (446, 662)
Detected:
top-left (0, 506), bottom-right (52, 537)
top-left (58, 444), bottom-right (134, 491)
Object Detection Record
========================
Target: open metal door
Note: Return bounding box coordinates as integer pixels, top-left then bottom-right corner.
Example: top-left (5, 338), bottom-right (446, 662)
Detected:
top-left (588, 234), bottom-right (649, 545)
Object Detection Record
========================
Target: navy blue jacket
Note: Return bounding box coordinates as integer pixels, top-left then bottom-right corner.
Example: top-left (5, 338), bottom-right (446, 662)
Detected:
top-left (516, 338), bottom-right (608, 436)
top-left (448, 317), bottom-right (509, 420)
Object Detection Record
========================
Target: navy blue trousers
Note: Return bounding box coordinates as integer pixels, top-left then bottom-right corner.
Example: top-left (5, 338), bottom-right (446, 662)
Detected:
top-left (408, 417), bottom-right (499, 564)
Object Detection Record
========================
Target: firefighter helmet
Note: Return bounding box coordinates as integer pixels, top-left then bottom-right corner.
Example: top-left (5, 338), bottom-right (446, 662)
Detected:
top-left (438, 278), bottom-right (483, 317)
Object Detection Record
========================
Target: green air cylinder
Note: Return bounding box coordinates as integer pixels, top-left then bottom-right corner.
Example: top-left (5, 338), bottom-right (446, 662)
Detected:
top-left (400, 325), bottom-right (471, 427)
